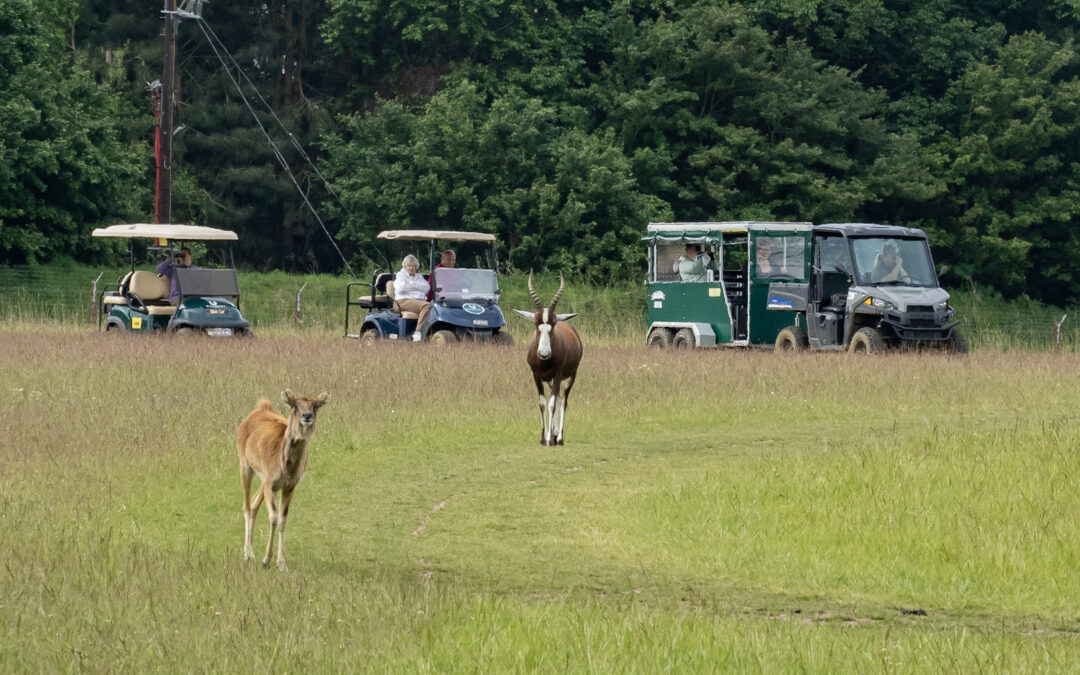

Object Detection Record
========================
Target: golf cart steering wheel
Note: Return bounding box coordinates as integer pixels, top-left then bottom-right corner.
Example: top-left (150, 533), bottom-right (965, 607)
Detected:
top-left (125, 291), bottom-right (147, 313)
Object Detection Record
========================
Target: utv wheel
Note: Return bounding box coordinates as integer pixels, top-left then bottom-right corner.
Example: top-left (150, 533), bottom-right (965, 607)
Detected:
top-left (672, 328), bottom-right (695, 350)
top-left (947, 329), bottom-right (969, 354)
top-left (360, 329), bottom-right (378, 346)
top-left (429, 329), bottom-right (458, 345)
top-left (493, 331), bottom-right (514, 346)
top-left (174, 326), bottom-right (196, 336)
top-left (775, 326), bottom-right (809, 351)
top-left (849, 327), bottom-right (885, 354)
top-left (647, 328), bottom-right (673, 349)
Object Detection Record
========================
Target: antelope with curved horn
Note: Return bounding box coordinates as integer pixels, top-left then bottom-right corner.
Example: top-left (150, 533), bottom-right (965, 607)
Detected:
top-left (513, 272), bottom-right (583, 446)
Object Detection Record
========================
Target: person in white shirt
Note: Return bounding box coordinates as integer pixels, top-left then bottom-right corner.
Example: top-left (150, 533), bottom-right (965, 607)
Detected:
top-left (394, 254), bottom-right (432, 341)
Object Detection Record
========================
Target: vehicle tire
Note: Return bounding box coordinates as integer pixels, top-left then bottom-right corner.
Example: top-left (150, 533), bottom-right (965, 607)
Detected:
top-left (774, 325), bottom-right (809, 351)
top-left (174, 326), bottom-right (196, 336)
top-left (646, 328), bottom-right (673, 349)
top-left (672, 327), bottom-right (695, 350)
top-left (360, 329), bottom-right (378, 346)
top-left (849, 327), bottom-right (885, 354)
top-left (429, 329), bottom-right (458, 345)
top-left (946, 329), bottom-right (969, 354)
top-left (493, 331), bottom-right (514, 346)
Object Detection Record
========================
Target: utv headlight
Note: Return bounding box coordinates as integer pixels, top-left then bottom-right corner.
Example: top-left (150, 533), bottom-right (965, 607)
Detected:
top-left (935, 300), bottom-right (949, 311)
top-left (865, 297), bottom-right (895, 310)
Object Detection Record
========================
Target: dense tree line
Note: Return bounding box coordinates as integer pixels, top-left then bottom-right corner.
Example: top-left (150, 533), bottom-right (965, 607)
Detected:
top-left (3, 0), bottom-right (1079, 303)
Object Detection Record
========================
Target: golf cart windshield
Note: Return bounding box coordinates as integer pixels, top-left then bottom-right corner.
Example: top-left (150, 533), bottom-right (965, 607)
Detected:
top-left (432, 268), bottom-right (499, 301)
top-left (851, 237), bottom-right (936, 287)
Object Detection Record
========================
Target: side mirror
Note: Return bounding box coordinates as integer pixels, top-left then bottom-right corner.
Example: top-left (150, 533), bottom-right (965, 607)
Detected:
top-left (938, 264), bottom-right (950, 278)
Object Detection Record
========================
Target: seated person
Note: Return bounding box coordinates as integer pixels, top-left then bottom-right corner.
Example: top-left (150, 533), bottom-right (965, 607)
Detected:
top-left (672, 243), bottom-right (711, 282)
top-left (155, 247), bottom-right (198, 304)
top-left (427, 249), bottom-right (456, 301)
top-left (871, 242), bottom-right (910, 283)
top-left (756, 240), bottom-right (788, 277)
top-left (394, 254), bottom-right (432, 341)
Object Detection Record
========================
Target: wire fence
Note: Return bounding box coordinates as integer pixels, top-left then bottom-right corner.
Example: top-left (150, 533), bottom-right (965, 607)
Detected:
top-left (0, 265), bottom-right (1075, 350)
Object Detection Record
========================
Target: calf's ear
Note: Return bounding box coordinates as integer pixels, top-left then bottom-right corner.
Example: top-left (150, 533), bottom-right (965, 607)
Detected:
top-left (282, 389), bottom-right (297, 407)
top-left (512, 309), bottom-right (536, 320)
top-left (315, 392), bottom-right (330, 408)
top-left (556, 313), bottom-right (578, 321)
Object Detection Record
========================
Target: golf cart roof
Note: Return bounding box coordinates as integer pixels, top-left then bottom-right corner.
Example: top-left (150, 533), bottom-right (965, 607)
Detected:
top-left (92, 223), bottom-right (239, 241)
top-left (813, 223), bottom-right (927, 238)
top-left (377, 229), bottom-right (496, 243)
top-left (644, 221), bottom-right (812, 242)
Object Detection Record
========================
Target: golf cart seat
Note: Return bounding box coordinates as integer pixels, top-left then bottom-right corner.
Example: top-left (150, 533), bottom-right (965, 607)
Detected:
top-left (384, 280), bottom-right (419, 319)
top-left (117, 270), bottom-right (175, 315)
top-left (356, 272), bottom-right (393, 309)
top-left (102, 271), bottom-right (134, 307)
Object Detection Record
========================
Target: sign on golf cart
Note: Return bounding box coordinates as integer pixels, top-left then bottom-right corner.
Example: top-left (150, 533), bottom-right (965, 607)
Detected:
top-left (93, 223), bottom-right (252, 337)
top-left (344, 230), bottom-right (512, 345)
top-left (644, 222), bottom-right (965, 353)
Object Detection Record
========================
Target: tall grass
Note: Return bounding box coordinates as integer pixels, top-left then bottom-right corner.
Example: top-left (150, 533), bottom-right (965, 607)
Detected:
top-left (3, 333), bottom-right (1080, 670)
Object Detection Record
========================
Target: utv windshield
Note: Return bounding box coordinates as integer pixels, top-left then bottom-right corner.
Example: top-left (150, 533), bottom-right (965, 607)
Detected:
top-left (851, 237), bottom-right (936, 287)
top-left (432, 268), bottom-right (499, 301)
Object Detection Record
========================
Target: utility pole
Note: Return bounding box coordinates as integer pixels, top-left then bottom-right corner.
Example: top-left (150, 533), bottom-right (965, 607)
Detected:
top-left (157, 0), bottom-right (177, 224)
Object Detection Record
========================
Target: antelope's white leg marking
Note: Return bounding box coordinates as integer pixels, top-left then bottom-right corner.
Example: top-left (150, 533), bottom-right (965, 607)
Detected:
top-left (545, 393), bottom-right (557, 443)
top-left (243, 509), bottom-right (255, 561)
top-left (538, 393), bottom-right (549, 441)
top-left (555, 393), bottom-right (567, 443)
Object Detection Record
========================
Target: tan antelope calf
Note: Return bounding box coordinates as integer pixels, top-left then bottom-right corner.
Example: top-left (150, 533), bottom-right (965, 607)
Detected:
top-left (236, 390), bottom-right (329, 570)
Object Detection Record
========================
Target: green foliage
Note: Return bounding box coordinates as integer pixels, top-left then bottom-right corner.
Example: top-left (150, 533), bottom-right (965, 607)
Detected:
top-left (0, 0), bottom-right (146, 264)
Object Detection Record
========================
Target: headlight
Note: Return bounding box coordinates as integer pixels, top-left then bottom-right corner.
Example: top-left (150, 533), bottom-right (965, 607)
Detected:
top-left (865, 297), bottom-right (895, 310)
top-left (935, 300), bottom-right (949, 311)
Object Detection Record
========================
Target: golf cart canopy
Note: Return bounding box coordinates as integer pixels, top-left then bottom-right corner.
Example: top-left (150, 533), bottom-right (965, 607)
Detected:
top-left (92, 223), bottom-right (239, 241)
top-left (643, 221), bottom-right (812, 243)
top-left (378, 230), bottom-right (495, 243)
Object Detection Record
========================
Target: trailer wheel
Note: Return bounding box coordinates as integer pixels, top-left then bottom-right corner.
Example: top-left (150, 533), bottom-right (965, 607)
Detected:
top-left (947, 329), bottom-right (969, 354)
top-left (672, 328), bottom-right (695, 350)
top-left (849, 327), bottom-right (885, 354)
top-left (646, 328), bottom-right (672, 349)
top-left (360, 329), bottom-right (379, 346)
top-left (775, 326), bottom-right (809, 351)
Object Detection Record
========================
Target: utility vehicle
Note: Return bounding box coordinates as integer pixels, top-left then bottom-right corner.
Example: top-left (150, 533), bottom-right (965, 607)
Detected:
top-left (94, 223), bottom-right (252, 337)
top-left (344, 230), bottom-right (512, 345)
top-left (643, 222), bottom-right (965, 353)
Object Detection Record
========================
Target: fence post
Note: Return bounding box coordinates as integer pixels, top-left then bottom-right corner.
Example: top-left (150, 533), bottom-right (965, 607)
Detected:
top-left (295, 283), bottom-right (308, 327)
top-left (91, 272), bottom-right (103, 326)
top-left (1053, 314), bottom-right (1067, 353)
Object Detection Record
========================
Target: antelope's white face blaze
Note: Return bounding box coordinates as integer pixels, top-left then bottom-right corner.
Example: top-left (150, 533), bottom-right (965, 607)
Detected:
top-left (537, 309), bottom-right (553, 358)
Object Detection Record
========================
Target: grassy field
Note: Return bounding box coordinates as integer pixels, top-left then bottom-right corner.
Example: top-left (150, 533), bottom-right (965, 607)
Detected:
top-left (3, 328), bottom-right (1080, 671)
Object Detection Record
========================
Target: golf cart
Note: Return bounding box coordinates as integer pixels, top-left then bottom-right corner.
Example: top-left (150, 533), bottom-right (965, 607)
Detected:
top-left (644, 221), bottom-right (814, 348)
top-left (769, 223), bottom-right (965, 353)
top-left (93, 223), bottom-right (252, 337)
top-left (344, 230), bottom-right (512, 345)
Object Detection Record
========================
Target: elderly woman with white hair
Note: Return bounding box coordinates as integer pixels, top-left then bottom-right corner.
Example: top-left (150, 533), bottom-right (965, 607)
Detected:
top-left (394, 254), bottom-right (432, 341)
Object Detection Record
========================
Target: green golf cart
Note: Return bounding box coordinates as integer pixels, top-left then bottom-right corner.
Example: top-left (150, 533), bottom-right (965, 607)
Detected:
top-left (94, 223), bottom-right (252, 337)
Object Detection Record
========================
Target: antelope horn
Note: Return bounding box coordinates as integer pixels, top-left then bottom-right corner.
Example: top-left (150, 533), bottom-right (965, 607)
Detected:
top-left (527, 271), bottom-right (542, 310)
top-left (548, 273), bottom-right (566, 313)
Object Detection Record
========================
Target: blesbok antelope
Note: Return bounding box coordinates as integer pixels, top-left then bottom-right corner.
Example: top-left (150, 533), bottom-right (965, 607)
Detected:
top-left (513, 273), bottom-right (583, 446)
top-left (236, 390), bottom-right (330, 570)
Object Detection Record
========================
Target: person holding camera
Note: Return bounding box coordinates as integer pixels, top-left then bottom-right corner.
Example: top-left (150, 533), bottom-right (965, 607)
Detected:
top-left (156, 247), bottom-right (198, 304)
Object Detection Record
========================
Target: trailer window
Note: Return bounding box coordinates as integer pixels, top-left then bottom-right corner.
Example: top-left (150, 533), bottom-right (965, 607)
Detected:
top-left (653, 242), bottom-right (718, 282)
top-left (754, 236), bottom-right (804, 279)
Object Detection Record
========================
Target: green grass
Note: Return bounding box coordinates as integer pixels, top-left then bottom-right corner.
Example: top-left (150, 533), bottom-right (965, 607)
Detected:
top-left (3, 333), bottom-right (1080, 671)
top-left (2, 262), bottom-right (1078, 349)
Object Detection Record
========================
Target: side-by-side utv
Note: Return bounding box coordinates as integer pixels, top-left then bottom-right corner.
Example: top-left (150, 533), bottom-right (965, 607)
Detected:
top-left (93, 223), bottom-right (252, 337)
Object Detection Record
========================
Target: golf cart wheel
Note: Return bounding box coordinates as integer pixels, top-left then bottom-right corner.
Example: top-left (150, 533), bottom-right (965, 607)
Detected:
top-left (360, 329), bottom-right (378, 346)
top-left (429, 329), bottom-right (458, 345)
top-left (671, 327), bottom-right (695, 350)
top-left (646, 328), bottom-right (673, 349)
top-left (774, 326), bottom-right (809, 352)
top-left (174, 326), bottom-right (196, 336)
top-left (493, 331), bottom-right (513, 346)
top-left (849, 327), bottom-right (885, 354)
top-left (947, 329), bottom-right (969, 354)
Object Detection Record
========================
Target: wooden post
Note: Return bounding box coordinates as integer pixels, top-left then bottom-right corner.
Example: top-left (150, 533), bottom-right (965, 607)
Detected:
top-left (1053, 314), bottom-right (1067, 353)
top-left (295, 283), bottom-right (308, 327)
top-left (91, 272), bottom-right (103, 326)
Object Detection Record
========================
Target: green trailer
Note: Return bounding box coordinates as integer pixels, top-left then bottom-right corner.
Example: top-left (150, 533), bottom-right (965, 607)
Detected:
top-left (643, 221), bottom-right (813, 348)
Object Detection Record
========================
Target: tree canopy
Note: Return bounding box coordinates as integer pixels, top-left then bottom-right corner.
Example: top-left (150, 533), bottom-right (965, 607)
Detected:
top-left (5, 0), bottom-right (1080, 303)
